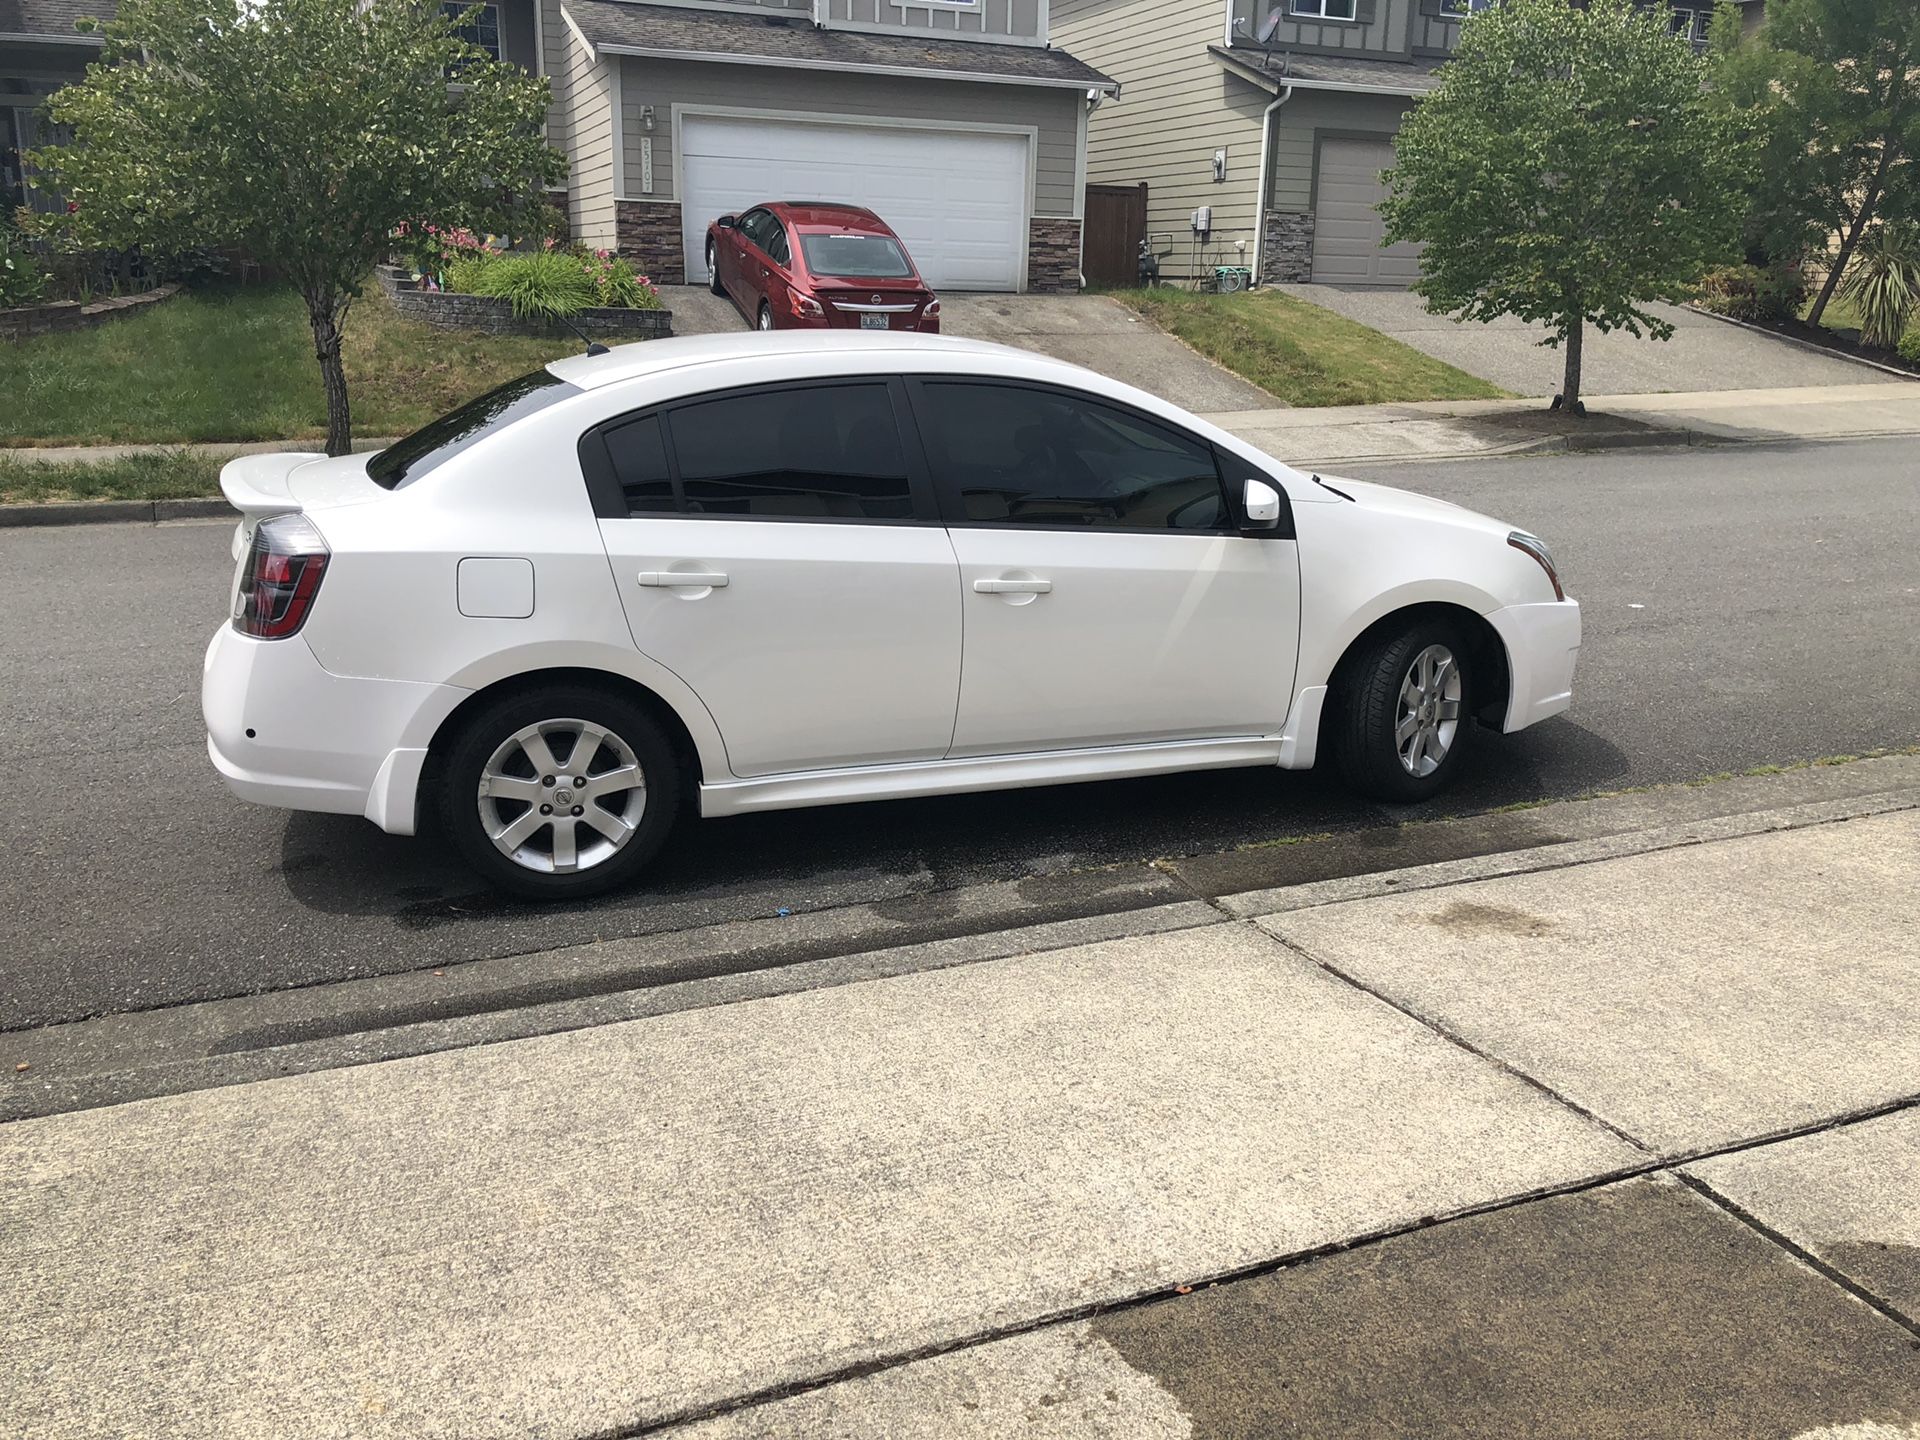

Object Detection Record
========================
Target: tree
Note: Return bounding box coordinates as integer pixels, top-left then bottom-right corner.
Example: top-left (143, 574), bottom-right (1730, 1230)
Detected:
top-left (39, 0), bottom-right (565, 455)
top-left (1709, 0), bottom-right (1920, 326)
top-left (1380, 0), bottom-right (1748, 413)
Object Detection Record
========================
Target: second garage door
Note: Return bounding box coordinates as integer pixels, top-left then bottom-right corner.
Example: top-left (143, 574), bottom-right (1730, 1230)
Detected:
top-left (680, 115), bottom-right (1031, 292)
top-left (1310, 136), bottom-right (1424, 287)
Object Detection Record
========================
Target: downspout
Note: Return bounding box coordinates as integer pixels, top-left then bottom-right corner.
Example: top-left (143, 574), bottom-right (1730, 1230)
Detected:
top-left (1078, 89), bottom-right (1106, 291)
top-left (1251, 78), bottom-right (1294, 288)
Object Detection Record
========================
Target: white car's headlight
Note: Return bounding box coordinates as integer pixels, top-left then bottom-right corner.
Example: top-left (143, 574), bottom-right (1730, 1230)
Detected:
top-left (1507, 531), bottom-right (1564, 601)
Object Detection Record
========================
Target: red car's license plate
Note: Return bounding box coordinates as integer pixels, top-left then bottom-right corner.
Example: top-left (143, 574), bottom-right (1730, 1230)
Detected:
top-left (859, 313), bottom-right (889, 330)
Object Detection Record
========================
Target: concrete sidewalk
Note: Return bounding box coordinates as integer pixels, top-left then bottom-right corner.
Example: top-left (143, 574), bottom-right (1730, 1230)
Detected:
top-left (5, 782), bottom-right (1919, 1437)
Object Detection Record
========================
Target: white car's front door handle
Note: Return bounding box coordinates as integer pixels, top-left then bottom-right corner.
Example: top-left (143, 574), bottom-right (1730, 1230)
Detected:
top-left (973, 577), bottom-right (1052, 595)
top-left (639, 571), bottom-right (729, 588)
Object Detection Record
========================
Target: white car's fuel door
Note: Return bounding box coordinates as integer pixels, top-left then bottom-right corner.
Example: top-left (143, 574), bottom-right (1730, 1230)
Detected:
top-left (588, 378), bottom-right (961, 779)
top-left (910, 379), bottom-right (1301, 757)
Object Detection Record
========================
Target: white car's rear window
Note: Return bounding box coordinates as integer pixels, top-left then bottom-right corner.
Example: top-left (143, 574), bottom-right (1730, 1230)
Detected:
top-left (368, 371), bottom-right (580, 489)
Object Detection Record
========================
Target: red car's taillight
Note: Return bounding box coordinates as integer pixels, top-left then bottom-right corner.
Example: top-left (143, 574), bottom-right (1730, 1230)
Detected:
top-left (789, 291), bottom-right (824, 321)
top-left (234, 514), bottom-right (330, 638)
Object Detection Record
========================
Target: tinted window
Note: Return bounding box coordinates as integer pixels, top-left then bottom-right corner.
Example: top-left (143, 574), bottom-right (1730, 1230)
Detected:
top-left (601, 414), bottom-right (676, 513)
top-left (916, 382), bottom-right (1227, 531)
top-left (665, 384), bottom-right (913, 520)
top-left (799, 234), bottom-right (912, 279)
top-left (740, 208), bottom-right (778, 252)
top-left (368, 371), bottom-right (578, 490)
top-left (764, 223), bottom-right (790, 268)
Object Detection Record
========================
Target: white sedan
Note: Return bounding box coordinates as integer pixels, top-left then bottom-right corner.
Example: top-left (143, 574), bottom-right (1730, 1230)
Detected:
top-left (204, 332), bottom-right (1579, 899)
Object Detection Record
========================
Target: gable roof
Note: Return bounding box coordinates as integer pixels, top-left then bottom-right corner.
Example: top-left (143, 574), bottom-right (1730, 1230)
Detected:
top-left (0, 0), bottom-right (112, 41)
top-left (562, 0), bottom-right (1116, 91)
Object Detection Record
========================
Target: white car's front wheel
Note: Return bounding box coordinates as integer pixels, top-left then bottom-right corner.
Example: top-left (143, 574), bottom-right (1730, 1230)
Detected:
top-left (440, 685), bottom-right (681, 899)
top-left (1332, 620), bottom-right (1474, 803)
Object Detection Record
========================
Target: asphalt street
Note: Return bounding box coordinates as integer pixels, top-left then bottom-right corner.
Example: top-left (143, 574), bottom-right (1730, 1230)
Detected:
top-left (3, 435), bottom-right (1916, 1030)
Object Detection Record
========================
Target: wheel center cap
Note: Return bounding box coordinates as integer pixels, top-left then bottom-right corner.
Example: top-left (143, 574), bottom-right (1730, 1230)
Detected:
top-left (554, 787), bottom-right (574, 807)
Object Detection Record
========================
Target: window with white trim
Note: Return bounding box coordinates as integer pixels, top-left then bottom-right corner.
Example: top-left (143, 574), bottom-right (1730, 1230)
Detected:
top-left (443, 2), bottom-right (501, 62)
top-left (1667, 6), bottom-right (1712, 45)
top-left (1438, 0), bottom-right (1495, 16)
top-left (1290, 0), bottom-right (1359, 20)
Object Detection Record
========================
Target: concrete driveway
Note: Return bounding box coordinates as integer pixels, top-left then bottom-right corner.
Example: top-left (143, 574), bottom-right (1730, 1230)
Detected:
top-left (657, 286), bottom-right (1280, 413)
top-left (1279, 284), bottom-right (1904, 397)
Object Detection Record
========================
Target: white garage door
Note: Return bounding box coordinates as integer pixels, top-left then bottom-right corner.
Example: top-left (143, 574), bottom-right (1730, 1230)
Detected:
top-left (1310, 136), bottom-right (1424, 287)
top-left (679, 114), bottom-right (1031, 291)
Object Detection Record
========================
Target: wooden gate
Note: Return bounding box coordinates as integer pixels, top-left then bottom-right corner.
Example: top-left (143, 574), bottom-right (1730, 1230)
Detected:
top-left (1082, 182), bottom-right (1148, 290)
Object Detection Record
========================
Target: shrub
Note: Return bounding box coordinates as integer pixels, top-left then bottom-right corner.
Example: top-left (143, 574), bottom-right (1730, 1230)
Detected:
top-left (0, 229), bottom-right (48, 308)
top-left (1838, 225), bottom-right (1920, 352)
top-left (1899, 327), bottom-right (1920, 367)
top-left (445, 251), bottom-right (497, 297)
top-left (1695, 263), bottom-right (1808, 324)
top-left (584, 251), bottom-right (661, 310)
top-left (468, 250), bottom-right (595, 318)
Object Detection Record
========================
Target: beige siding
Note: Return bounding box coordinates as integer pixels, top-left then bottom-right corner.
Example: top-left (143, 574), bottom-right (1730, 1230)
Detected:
top-left (1053, 0), bottom-right (1269, 281)
top-left (618, 57), bottom-right (1081, 216)
top-left (540, 0), bottom-right (566, 144)
top-left (1268, 88), bottom-right (1415, 213)
top-left (562, 21), bottom-right (617, 247)
top-left (827, 0), bottom-right (1045, 44)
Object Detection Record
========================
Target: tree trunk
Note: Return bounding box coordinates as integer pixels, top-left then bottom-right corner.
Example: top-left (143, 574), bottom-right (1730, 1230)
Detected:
top-left (305, 293), bottom-right (352, 458)
top-left (1560, 313), bottom-right (1585, 414)
top-left (1808, 142), bottom-right (1897, 328)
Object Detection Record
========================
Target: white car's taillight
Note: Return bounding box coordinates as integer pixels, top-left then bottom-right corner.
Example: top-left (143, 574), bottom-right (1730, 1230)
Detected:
top-left (234, 514), bottom-right (330, 638)
top-left (1508, 530), bottom-right (1564, 602)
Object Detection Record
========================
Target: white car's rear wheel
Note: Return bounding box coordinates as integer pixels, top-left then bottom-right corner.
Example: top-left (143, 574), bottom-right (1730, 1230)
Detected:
top-left (441, 686), bottom-right (681, 899)
top-left (1332, 620), bottom-right (1473, 803)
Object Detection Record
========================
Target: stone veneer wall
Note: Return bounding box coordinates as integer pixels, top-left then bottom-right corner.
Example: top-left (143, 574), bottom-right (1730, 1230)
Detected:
top-left (374, 267), bottom-right (672, 339)
top-left (1026, 217), bottom-right (1082, 295)
top-left (1261, 212), bottom-right (1316, 285)
top-left (615, 200), bottom-right (686, 286)
top-left (0, 284), bottom-right (180, 343)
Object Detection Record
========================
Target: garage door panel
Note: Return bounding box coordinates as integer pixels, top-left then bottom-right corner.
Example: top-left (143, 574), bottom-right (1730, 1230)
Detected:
top-left (1311, 136), bottom-right (1423, 288)
top-left (681, 116), bottom-right (1029, 291)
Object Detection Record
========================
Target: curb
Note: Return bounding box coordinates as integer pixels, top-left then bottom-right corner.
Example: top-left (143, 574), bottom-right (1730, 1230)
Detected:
top-left (0, 496), bottom-right (233, 528)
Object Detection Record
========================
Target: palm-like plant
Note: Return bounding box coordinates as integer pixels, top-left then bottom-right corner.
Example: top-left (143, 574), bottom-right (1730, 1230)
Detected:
top-left (1837, 224), bottom-right (1920, 351)
top-left (469, 251), bottom-right (595, 320)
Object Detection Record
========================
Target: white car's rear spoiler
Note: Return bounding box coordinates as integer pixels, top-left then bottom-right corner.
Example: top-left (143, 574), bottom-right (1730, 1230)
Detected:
top-left (220, 452), bottom-right (323, 556)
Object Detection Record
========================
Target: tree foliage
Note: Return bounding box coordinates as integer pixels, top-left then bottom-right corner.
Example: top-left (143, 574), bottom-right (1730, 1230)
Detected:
top-left (1707, 0), bottom-right (1920, 325)
top-left (37, 0), bottom-right (566, 454)
top-left (1380, 0), bottom-right (1748, 409)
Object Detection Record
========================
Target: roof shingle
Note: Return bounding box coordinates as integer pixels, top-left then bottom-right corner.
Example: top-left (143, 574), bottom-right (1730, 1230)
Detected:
top-left (1212, 44), bottom-right (1443, 95)
top-left (563, 0), bottom-right (1115, 90)
top-left (0, 0), bottom-right (113, 41)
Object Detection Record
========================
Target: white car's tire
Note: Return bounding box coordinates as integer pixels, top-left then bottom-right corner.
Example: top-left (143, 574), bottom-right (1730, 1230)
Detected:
top-left (1332, 619), bottom-right (1474, 803)
top-left (440, 685), bottom-right (682, 900)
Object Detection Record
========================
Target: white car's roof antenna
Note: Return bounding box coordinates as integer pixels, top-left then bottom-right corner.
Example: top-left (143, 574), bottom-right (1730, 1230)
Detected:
top-left (553, 312), bottom-right (610, 357)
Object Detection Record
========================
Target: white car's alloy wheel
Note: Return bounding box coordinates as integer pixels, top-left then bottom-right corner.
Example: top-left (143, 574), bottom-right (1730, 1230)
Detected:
top-left (1395, 644), bottom-right (1463, 778)
top-left (477, 717), bottom-right (647, 874)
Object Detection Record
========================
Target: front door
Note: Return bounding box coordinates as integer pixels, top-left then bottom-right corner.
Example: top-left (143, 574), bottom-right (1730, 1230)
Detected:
top-left (593, 379), bottom-right (961, 778)
top-left (909, 379), bottom-right (1301, 757)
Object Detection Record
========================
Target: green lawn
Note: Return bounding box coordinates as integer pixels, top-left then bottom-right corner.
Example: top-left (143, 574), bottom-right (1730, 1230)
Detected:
top-left (0, 451), bottom-right (223, 504)
top-left (1114, 287), bottom-right (1507, 407)
top-left (0, 284), bottom-right (574, 447)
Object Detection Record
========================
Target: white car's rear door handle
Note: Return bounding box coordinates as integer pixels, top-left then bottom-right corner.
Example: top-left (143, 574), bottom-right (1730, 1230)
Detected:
top-left (638, 571), bottom-right (729, 588)
top-left (973, 577), bottom-right (1052, 595)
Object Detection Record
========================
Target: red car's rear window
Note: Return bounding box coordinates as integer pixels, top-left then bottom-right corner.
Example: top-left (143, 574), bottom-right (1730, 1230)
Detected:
top-left (799, 234), bottom-right (914, 279)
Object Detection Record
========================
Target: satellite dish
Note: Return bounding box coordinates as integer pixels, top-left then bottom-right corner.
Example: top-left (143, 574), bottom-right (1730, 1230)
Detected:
top-left (1257, 10), bottom-right (1283, 42)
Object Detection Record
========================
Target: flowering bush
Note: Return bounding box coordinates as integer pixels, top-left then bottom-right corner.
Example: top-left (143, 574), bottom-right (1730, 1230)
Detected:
top-left (1694, 263), bottom-right (1807, 325)
top-left (390, 220), bottom-right (487, 288)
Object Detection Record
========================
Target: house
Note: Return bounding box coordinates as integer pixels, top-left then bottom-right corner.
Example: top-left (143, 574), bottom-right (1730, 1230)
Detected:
top-left (534, 0), bottom-right (1117, 291)
top-left (6, 0), bottom-right (1117, 294)
top-left (1052, 0), bottom-right (1765, 288)
top-left (1, 0), bottom-right (111, 214)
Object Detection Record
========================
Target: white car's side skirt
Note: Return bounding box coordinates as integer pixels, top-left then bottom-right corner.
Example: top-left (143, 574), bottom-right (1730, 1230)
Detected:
top-left (699, 736), bottom-right (1287, 818)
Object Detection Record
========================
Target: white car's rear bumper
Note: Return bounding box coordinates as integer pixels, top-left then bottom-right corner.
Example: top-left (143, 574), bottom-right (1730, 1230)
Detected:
top-left (1487, 598), bottom-right (1582, 732)
top-left (202, 624), bottom-right (465, 835)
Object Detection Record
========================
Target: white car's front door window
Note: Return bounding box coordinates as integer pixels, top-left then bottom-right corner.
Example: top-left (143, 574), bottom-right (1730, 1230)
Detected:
top-left (915, 380), bottom-right (1302, 757)
top-left (592, 381), bottom-right (961, 778)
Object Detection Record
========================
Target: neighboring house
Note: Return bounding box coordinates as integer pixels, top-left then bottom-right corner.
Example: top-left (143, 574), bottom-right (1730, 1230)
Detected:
top-left (1, 0), bottom-right (111, 214)
top-left (1053, 0), bottom-right (1764, 288)
top-left (535, 0), bottom-right (1117, 292)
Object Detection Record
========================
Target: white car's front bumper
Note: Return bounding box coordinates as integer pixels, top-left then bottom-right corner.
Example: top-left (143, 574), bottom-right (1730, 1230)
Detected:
top-left (1487, 599), bottom-right (1582, 732)
top-left (202, 624), bottom-right (466, 835)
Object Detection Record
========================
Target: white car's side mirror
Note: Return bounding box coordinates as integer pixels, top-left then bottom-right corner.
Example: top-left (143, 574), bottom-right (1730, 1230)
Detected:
top-left (1242, 477), bottom-right (1282, 530)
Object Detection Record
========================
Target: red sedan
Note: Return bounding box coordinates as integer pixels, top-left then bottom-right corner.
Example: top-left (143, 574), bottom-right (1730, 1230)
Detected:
top-left (704, 201), bottom-right (941, 334)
